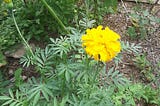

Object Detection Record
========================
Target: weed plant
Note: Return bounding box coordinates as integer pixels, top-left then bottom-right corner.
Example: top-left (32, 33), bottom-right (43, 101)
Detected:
top-left (0, 0), bottom-right (77, 50)
top-left (127, 8), bottom-right (160, 39)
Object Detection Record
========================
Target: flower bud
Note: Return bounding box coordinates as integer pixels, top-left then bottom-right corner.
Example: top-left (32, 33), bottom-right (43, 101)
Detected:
top-left (8, 2), bottom-right (13, 8)
top-left (4, 0), bottom-right (12, 3)
top-left (4, 0), bottom-right (13, 9)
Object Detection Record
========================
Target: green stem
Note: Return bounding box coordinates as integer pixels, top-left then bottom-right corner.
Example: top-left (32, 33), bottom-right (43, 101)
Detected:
top-left (105, 62), bottom-right (107, 72)
top-left (85, 0), bottom-right (89, 28)
top-left (94, 61), bottom-right (99, 82)
top-left (61, 73), bottom-right (66, 96)
top-left (40, 0), bottom-right (69, 34)
top-left (12, 10), bottom-right (34, 57)
top-left (94, 0), bottom-right (98, 24)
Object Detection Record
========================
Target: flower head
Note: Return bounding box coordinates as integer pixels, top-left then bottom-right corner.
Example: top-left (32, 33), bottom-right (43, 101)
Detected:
top-left (4, 0), bottom-right (12, 3)
top-left (81, 25), bottom-right (121, 62)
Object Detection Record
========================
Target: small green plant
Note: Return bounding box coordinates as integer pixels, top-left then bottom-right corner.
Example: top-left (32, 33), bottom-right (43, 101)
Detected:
top-left (101, 67), bottom-right (130, 89)
top-left (14, 68), bottom-right (23, 88)
top-left (144, 85), bottom-right (160, 105)
top-left (75, 0), bottom-right (118, 27)
top-left (126, 26), bottom-right (138, 39)
top-left (133, 54), bottom-right (155, 82)
top-left (127, 9), bottom-right (160, 39)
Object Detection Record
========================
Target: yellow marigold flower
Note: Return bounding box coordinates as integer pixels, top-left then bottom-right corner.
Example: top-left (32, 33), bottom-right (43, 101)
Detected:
top-left (81, 25), bottom-right (121, 62)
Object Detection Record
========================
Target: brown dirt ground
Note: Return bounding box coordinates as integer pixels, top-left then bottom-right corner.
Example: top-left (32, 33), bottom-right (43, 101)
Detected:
top-left (103, 2), bottom-right (159, 105)
top-left (103, 1), bottom-right (160, 93)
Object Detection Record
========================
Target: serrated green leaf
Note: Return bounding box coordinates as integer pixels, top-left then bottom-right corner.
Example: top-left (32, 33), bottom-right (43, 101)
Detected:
top-left (65, 71), bottom-right (70, 82)
top-left (9, 89), bottom-right (14, 99)
top-left (111, 71), bottom-right (119, 78)
top-left (41, 90), bottom-right (49, 101)
top-left (54, 98), bottom-right (58, 106)
top-left (76, 71), bottom-right (86, 81)
top-left (45, 62), bottom-right (54, 66)
top-left (15, 90), bottom-right (19, 100)
top-left (2, 99), bottom-right (13, 106)
top-left (107, 68), bottom-right (114, 76)
top-left (50, 38), bottom-right (55, 43)
top-left (60, 96), bottom-right (68, 106)
top-left (26, 60), bottom-right (30, 67)
top-left (43, 87), bottom-right (53, 97)
top-left (0, 96), bottom-right (11, 100)
top-left (142, 95), bottom-right (148, 102)
top-left (10, 101), bottom-right (18, 106)
top-left (41, 50), bottom-right (46, 62)
top-left (35, 56), bottom-right (43, 65)
top-left (28, 86), bottom-right (40, 94)
top-left (33, 91), bottom-right (40, 106)
top-left (150, 100), bottom-right (158, 104)
top-left (45, 47), bottom-right (49, 56)
top-left (58, 69), bottom-right (65, 76)
top-left (28, 90), bottom-right (39, 101)
top-left (36, 63), bottom-right (43, 67)
top-left (16, 102), bottom-right (23, 106)
top-left (68, 69), bottom-right (74, 76)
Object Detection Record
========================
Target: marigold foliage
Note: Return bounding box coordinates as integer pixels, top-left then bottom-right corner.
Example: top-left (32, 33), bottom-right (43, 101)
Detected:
top-left (81, 25), bottom-right (121, 62)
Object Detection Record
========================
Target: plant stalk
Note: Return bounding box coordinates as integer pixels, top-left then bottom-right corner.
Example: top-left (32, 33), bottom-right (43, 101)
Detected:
top-left (85, 0), bottom-right (89, 28)
top-left (40, 0), bottom-right (69, 34)
top-left (94, 0), bottom-right (98, 24)
top-left (105, 62), bottom-right (108, 72)
top-left (93, 61), bottom-right (100, 83)
top-left (12, 10), bottom-right (34, 57)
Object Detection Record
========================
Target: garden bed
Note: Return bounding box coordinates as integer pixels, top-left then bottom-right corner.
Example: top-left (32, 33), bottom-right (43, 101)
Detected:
top-left (0, 0), bottom-right (160, 106)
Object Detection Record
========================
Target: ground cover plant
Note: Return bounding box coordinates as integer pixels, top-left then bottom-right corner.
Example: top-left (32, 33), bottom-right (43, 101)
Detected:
top-left (0, 0), bottom-right (160, 106)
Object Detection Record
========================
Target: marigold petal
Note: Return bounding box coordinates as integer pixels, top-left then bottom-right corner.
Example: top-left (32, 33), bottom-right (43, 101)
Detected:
top-left (81, 25), bottom-right (121, 62)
